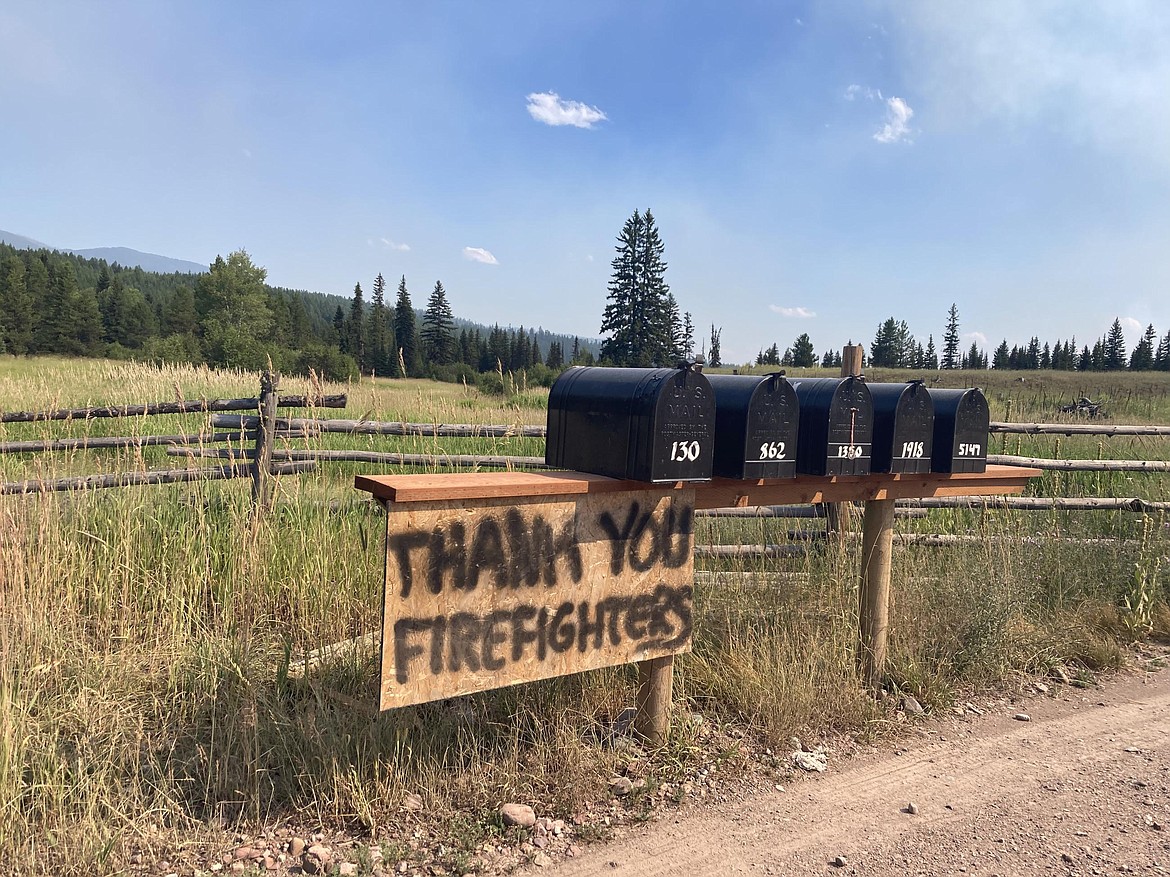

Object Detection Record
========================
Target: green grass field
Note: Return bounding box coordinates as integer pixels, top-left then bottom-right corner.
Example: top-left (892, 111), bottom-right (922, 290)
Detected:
top-left (2, 356), bottom-right (1168, 875)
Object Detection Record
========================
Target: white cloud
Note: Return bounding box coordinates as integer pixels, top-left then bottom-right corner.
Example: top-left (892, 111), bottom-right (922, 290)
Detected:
top-left (380, 238), bottom-right (410, 252)
top-left (1121, 316), bottom-right (1143, 333)
top-left (874, 97), bottom-right (915, 143)
top-left (463, 246), bottom-right (498, 265)
top-left (769, 305), bottom-right (817, 318)
top-left (526, 91), bottom-right (607, 129)
top-left (844, 84), bottom-right (881, 102)
top-left (962, 331), bottom-right (989, 347)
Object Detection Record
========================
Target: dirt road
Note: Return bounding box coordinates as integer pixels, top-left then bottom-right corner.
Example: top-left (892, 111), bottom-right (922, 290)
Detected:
top-left (550, 665), bottom-right (1170, 876)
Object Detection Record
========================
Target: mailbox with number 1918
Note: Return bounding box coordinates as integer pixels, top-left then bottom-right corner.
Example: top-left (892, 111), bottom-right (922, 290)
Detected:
top-left (546, 364), bottom-right (715, 483)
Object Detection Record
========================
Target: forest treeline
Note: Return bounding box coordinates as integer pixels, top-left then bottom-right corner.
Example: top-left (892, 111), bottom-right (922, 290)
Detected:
top-left (753, 305), bottom-right (1170, 373)
top-left (0, 243), bottom-right (597, 385)
top-left (3, 235), bottom-right (1168, 382)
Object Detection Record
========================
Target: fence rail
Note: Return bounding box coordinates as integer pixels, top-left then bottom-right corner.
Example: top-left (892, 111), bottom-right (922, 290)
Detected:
top-left (988, 421), bottom-right (1170, 436)
top-left (0, 393), bottom-right (345, 423)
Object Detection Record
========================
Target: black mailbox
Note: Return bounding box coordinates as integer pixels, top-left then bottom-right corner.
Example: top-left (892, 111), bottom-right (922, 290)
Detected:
top-left (707, 373), bottom-right (799, 480)
top-left (868, 381), bottom-right (935, 474)
top-left (545, 364), bottom-right (714, 482)
top-left (928, 387), bottom-right (990, 473)
top-left (790, 377), bottom-right (874, 476)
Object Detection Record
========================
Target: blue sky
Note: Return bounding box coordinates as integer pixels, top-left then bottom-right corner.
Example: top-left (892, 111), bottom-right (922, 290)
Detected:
top-left (2, 1), bottom-right (1168, 364)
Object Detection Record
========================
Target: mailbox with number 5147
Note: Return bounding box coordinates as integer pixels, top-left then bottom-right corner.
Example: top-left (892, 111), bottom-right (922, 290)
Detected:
top-left (545, 364), bottom-right (715, 483)
top-left (927, 387), bottom-right (990, 474)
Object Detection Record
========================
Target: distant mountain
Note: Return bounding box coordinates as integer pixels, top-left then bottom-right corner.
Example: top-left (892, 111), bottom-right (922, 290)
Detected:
top-left (0, 229), bottom-right (51, 250)
top-left (68, 246), bottom-right (206, 275)
top-left (0, 229), bottom-right (207, 275)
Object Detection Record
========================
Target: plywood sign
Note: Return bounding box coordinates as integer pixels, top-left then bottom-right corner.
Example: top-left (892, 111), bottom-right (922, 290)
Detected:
top-left (379, 488), bottom-right (695, 710)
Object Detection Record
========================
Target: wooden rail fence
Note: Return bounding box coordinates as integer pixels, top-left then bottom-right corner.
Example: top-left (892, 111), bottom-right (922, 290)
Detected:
top-left (0, 372), bottom-right (343, 505)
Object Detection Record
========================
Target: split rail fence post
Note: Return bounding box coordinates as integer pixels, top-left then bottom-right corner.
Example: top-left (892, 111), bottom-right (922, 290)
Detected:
top-left (858, 497), bottom-right (895, 689)
top-left (251, 371), bottom-right (279, 510)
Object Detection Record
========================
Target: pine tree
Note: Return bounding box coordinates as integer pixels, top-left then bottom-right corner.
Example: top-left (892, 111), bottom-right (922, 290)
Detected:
top-left (364, 273), bottom-right (389, 375)
top-left (1130, 323), bottom-right (1156, 370)
top-left (681, 311), bottom-right (695, 361)
top-left (708, 325), bottom-right (722, 368)
top-left (790, 332), bottom-right (815, 367)
top-left (546, 340), bottom-right (564, 369)
top-left (1078, 344), bottom-right (1092, 371)
top-left (1155, 330), bottom-right (1170, 371)
top-left (992, 340), bottom-right (1010, 369)
top-left (344, 282), bottom-right (366, 370)
top-left (0, 255), bottom-right (35, 354)
top-left (421, 280), bottom-right (456, 366)
top-left (163, 285), bottom-right (198, 336)
top-left (924, 335), bottom-right (938, 370)
top-left (599, 209), bottom-right (675, 366)
top-left (942, 303), bottom-right (960, 369)
top-left (393, 275), bottom-right (418, 377)
top-left (1103, 318), bottom-right (1127, 370)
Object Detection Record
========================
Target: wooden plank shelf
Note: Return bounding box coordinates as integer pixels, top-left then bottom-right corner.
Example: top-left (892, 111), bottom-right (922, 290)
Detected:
top-left (354, 464), bottom-right (1041, 507)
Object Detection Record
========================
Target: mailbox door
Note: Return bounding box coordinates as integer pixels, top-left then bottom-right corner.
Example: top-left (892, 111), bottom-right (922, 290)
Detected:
top-left (709, 374), bottom-right (798, 480)
top-left (824, 379), bottom-right (873, 476)
top-left (646, 368), bottom-right (715, 482)
top-left (741, 376), bottom-right (798, 479)
top-left (928, 388), bottom-right (989, 473)
top-left (870, 383), bottom-right (934, 474)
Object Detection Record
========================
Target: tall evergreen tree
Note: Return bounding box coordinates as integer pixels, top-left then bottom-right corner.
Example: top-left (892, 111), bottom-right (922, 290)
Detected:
top-left (393, 275), bottom-right (418, 377)
top-left (0, 255), bottom-right (34, 354)
top-left (924, 335), bottom-right (938, 370)
top-left (1130, 323), bottom-right (1157, 370)
top-left (708, 325), bottom-right (722, 368)
top-left (1103, 318), bottom-right (1127, 370)
top-left (789, 332), bottom-right (816, 367)
top-left (681, 311), bottom-right (695, 361)
top-left (366, 272), bottom-right (392, 375)
top-left (421, 280), bottom-right (456, 366)
top-left (599, 209), bottom-right (674, 366)
top-left (344, 282), bottom-right (365, 369)
top-left (163, 284), bottom-right (198, 337)
top-left (942, 303), bottom-right (960, 369)
top-left (1155, 330), bottom-right (1170, 371)
top-left (992, 340), bottom-right (1010, 369)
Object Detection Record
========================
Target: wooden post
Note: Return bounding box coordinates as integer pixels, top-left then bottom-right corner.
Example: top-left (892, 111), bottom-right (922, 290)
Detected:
top-left (825, 344), bottom-right (864, 538)
top-left (858, 498), bottom-right (895, 689)
top-left (251, 372), bottom-right (279, 510)
top-left (633, 655), bottom-right (674, 745)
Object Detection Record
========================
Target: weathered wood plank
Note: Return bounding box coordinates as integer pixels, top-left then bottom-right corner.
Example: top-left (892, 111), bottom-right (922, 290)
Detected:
top-left (989, 422), bottom-right (1170, 436)
top-left (0, 461), bottom-right (315, 495)
top-left (0, 394), bottom-right (344, 423)
top-left (213, 414), bottom-right (544, 437)
top-left (0, 432), bottom-right (250, 455)
top-left (988, 454), bottom-right (1170, 471)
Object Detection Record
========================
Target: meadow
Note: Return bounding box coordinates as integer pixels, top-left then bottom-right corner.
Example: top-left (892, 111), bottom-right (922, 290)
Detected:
top-left (1, 357), bottom-right (1168, 875)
